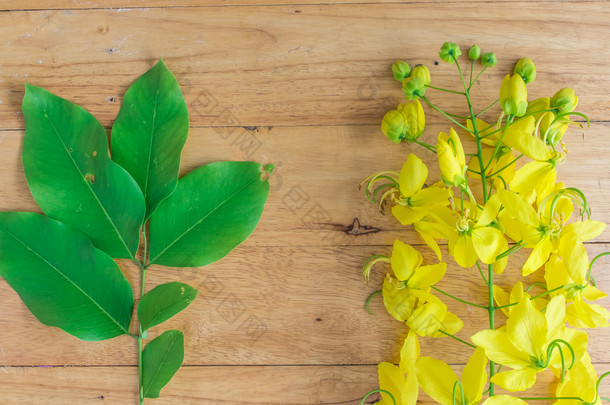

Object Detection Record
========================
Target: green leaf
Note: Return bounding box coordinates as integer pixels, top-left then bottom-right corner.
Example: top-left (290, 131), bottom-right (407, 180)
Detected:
top-left (142, 330), bottom-right (184, 398)
top-left (111, 60), bottom-right (189, 219)
top-left (149, 162), bottom-right (271, 267)
top-left (22, 84), bottom-right (145, 259)
top-left (0, 212), bottom-right (133, 341)
top-left (138, 282), bottom-right (198, 332)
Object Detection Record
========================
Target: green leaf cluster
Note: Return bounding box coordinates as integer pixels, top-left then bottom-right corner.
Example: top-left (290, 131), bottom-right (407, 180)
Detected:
top-left (0, 60), bottom-right (272, 402)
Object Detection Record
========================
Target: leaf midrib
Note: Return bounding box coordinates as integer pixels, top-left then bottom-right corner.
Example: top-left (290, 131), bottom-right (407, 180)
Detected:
top-left (0, 222), bottom-right (129, 336)
top-left (40, 105), bottom-right (133, 259)
top-left (143, 86), bottom-right (160, 199)
top-left (150, 171), bottom-right (262, 264)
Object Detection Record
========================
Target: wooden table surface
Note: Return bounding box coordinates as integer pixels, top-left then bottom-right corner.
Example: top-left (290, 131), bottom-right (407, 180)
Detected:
top-left (1, 1), bottom-right (609, 404)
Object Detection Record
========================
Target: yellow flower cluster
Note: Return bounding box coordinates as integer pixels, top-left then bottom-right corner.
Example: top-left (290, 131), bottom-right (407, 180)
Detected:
top-left (360, 43), bottom-right (609, 405)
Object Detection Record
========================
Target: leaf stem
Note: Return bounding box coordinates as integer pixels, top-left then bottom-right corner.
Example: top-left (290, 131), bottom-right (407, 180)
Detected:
top-left (425, 84), bottom-right (466, 96)
top-left (137, 226), bottom-right (149, 405)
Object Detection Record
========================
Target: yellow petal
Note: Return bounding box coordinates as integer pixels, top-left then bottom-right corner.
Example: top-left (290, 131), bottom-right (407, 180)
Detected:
top-left (483, 395), bottom-right (528, 405)
top-left (383, 277), bottom-right (417, 322)
top-left (549, 328), bottom-right (588, 372)
top-left (407, 263), bottom-right (446, 290)
top-left (556, 352), bottom-right (599, 405)
top-left (566, 297), bottom-right (610, 329)
top-left (410, 187), bottom-right (451, 207)
top-left (391, 240), bottom-right (423, 281)
top-left (562, 220), bottom-right (606, 242)
top-left (399, 154), bottom-right (428, 198)
top-left (506, 297), bottom-right (547, 360)
top-left (392, 205), bottom-right (427, 225)
top-left (461, 347), bottom-right (487, 404)
top-left (491, 368), bottom-right (538, 392)
top-left (414, 224), bottom-right (443, 261)
top-left (472, 227), bottom-right (505, 264)
top-left (467, 118), bottom-right (499, 146)
top-left (378, 362), bottom-right (406, 405)
top-left (545, 295), bottom-right (566, 342)
top-left (496, 188), bottom-right (539, 227)
top-left (522, 237), bottom-right (553, 276)
top-left (559, 233), bottom-right (588, 285)
top-left (471, 329), bottom-right (532, 369)
top-left (415, 356), bottom-right (459, 405)
top-left (582, 285), bottom-right (608, 301)
top-left (494, 285), bottom-right (511, 317)
top-left (502, 116), bottom-right (551, 161)
top-left (511, 161), bottom-right (556, 197)
top-left (452, 234), bottom-right (478, 268)
top-left (477, 194), bottom-right (501, 227)
top-left (428, 310), bottom-right (464, 338)
top-left (407, 299), bottom-right (447, 337)
top-left (399, 330), bottom-right (420, 372)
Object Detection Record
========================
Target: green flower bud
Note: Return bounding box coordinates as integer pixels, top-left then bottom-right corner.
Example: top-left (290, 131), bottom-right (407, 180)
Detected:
top-left (381, 101), bottom-right (426, 143)
top-left (468, 45), bottom-right (481, 60)
top-left (481, 52), bottom-right (497, 67)
top-left (392, 60), bottom-right (411, 81)
top-left (438, 42), bottom-right (462, 64)
top-left (550, 88), bottom-right (578, 113)
top-left (500, 74), bottom-right (528, 117)
top-left (410, 65), bottom-right (431, 86)
top-left (514, 57), bottom-right (536, 84)
top-left (402, 76), bottom-right (426, 100)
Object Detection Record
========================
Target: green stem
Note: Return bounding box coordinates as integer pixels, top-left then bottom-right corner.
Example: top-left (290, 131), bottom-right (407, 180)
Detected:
top-left (361, 389), bottom-right (396, 405)
top-left (413, 139), bottom-right (437, 153)
top-left (488, 154), bottom-right (524, 178)
top-left (430, 286), bottom-right (488, 309)
top-left (439, 330), bottom-right (476, 348)
top-left (421, 96), bottom-right (472, 133)
top-left (468, 65), bottom-right (488, 90)
top-left (426, 84), bottom-right (466, 96)
top-left (494, 285), bottom-right (567, 309)
top-left (487, 263), bottom-right (495, 396)
top-left (518, 397), bottom-right (584, 402)
top-left (475, 99), bottom-right (499, 117)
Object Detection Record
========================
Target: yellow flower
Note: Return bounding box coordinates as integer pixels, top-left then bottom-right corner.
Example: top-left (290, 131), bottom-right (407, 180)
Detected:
top-left (448, 196), bottom-right (505, 268)
top-left (493, 281), bottom-right (547, 318)
top-left (376, 331), bottom-right (420, 405)
top-left (437, 128), bottom-right (467, 187)
top-left (555, 352), bottom-right (601, 405)
top-left (497, 188), bottom-right (606, 275)
top-left (381, 240), bottom-right (447, 322)
top-left (471, 295), bottom-right (588, 391)
top-left (391, 154), bottom-right (451, 225)
top-left (544, 234), bottom-right (610, 328)
top-left (406, 292), bottom-right (463, 337)
top-left (415, 347), bottom-right (487, 405)
top-left (413, 205), bottom-right (454, 260)
top-left (500, 74), bottom-right (528, 117)
top-left (484, 397), bottom-right (528, 405)
top-left (381, 101), bottom-right (426, 143)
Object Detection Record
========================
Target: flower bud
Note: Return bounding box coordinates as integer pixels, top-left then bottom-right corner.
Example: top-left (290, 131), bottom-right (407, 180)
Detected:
top-left (381, 101), bottom-right (425, 143)
top-left (392, 60), bottom-right (411, 81)
top-left (468, 45), bottom-right (481, 60)
top-left (550, 88), bottom-right (578, 112)
top-left (439, 42), bottom-right (462, 64)
top-left (514, 57), bottom-right (536, 84)
top-left (402, 76), bottom-right (426, 100)
top-left (500, 74), bottom-right (528, 117)
top-left (437, 128), bottom-right (467, 187)
top-left (410, 65), bottom-right (431, 86)
top-left (481, 52), bottom-right (497, 67)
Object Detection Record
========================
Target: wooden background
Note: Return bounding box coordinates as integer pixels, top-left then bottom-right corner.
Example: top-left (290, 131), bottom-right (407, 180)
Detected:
top-left (1, 1), bottom-right (609, 403)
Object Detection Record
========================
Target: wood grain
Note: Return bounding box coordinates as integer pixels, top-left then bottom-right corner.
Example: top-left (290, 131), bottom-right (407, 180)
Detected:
top-left (1, 364), bottom-right (609, 404)
top-left (1, 244), bottom-right (609, 367)
top-left (1, 1), bottom-right (609, 403)
top-left (0, 3), bottom-right (609, 130)
top-left (1, 123), bottom-right (609, 246)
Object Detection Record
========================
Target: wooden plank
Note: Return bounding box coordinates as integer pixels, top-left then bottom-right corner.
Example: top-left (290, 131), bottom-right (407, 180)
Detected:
top-left (0, 0), bottom-right (590, 11)
top-left (1, 364), bottom-right (609, 404)
top-left (1, 123), bottom-right (609, 247)
top-left (0, 3), bottom-right (609, 129)
top-left (1, 243), bottom-right (609, 366)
